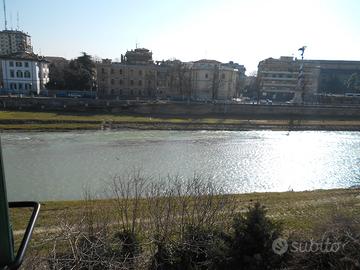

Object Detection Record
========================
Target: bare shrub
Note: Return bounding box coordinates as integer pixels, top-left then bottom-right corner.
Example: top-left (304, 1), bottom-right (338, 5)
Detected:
top-left (25, 173), bottom-right (238, 269)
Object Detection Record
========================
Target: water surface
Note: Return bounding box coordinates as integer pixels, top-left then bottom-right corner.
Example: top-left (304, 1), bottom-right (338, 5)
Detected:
top-left (2, 130), bottom-right (360, 201)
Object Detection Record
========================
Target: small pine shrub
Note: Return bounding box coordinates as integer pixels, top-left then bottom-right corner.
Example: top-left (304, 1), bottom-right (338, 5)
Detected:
top-left (227, 202), bottom-right (286, 270)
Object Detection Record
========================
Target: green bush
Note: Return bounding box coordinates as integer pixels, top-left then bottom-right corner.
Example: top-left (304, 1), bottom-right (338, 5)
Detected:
top-left (227, 202), bottom-right (286, 270)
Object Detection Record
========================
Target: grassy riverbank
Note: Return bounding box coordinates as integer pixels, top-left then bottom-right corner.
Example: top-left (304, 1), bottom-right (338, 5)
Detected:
top-left (10, 187), bottom-right (360, 269)
top-left (1, 110), bottom-right (360, 131)
top-left (10, 188), bottom-right (360, 238)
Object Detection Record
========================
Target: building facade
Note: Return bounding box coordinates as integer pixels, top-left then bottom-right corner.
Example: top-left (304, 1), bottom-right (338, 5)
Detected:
top-left (0, 52), bottom-right (49, 94)
top-left (257, 56), bottom-right (320, 101)
top-left (97, 48), bottom-right (241, 101)
top-left (0, 30), bottom-right (33, 55)
top-left (190, 59), bottom-right (238, 100)
top-left (257, 56), bottom-right (360, 101)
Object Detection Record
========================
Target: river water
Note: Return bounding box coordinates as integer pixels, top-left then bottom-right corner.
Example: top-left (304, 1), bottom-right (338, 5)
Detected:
top-left (1, 130), bottom-right (360, 201)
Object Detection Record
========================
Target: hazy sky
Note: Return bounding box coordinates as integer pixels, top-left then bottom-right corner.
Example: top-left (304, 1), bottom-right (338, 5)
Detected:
top-left (4, 0), bottom-right (360, 74)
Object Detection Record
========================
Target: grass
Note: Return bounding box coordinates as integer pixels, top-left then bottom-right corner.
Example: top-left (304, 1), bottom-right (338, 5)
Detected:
top-left (9, 188), bottom-right (360, 238)
top-left (1, 110), bottom-right (360, 131)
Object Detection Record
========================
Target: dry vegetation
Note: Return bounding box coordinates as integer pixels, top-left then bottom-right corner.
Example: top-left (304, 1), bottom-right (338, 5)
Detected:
top-left (8, 173), bottom-right (360, 269)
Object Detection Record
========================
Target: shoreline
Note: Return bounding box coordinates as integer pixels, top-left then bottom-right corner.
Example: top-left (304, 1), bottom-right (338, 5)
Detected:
top-left (2, 120), bottom-right (360, 132)
top-left (1, 110), bottom-right (360, 131)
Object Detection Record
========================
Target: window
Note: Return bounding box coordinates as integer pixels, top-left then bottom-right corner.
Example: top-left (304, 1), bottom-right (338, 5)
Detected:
top-left (221, 73), bottom-right (225, 79)
top-left (101, 68), bottom-right (105, 74)
top-left (16, 70), bottom-right (23, 78)
top-left (18, 83), bottom-right (23, 90)
top-left (138, 80), bottom-right (142, 86)
top-left (16, 62), bottom-right (22, 67)
top-left (111, 69), bottom-right (114, 74)
top-left (24, 62), bottom-right (29, 68)
top-left (24, 71), bottom-right (31, 78)
top-left (205, 73), bottom-right (208, 78)
top-left (10, 70), bottom-right (14, 78)
top-left (119, 69), bottom-right (123, 75)
top-left (119, 79), bottom-right (123, 85)
top-left (25, 83), bottom-right (32, 90)
top-left (9, 61), bottom-right (14, 67)
top-left (139, 70), bottom-right (142, 76)
top-left (111, 79), bottom-right (114, 85)
top-left (130, 80), bottom-right (134, 86)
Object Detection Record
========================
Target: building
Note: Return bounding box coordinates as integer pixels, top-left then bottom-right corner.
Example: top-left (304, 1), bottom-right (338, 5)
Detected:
top-left (0, 52), bottom-right (49, 94)
top-left (310, 60), bottom-right (360, 94)
top-left (257, 56), bottom-right (320, 101)
top-left (45, 56), bottom-right (69, 69)
top-left (0, 30), bottom-right (33, 55)
top-left (97, 48), bottom-right (241, 101)
top-left (223, 61), bottom-right (246, 97)
top-left (257, 56), bottom-right (360, 101)
top-left (190, 59), bottom-right (238, 100)
top-left (122, 48), bottom-right (153, 65)
top-left (97, 48), bottom-right (159, 98)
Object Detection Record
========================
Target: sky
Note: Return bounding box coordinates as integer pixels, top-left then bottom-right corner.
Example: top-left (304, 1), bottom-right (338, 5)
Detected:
top-left (3, 0), bottom-right (360, 74)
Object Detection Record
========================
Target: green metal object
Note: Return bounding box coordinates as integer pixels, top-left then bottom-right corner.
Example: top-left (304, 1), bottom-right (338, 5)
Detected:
top-left (0, 138), bottom-right (14, 267)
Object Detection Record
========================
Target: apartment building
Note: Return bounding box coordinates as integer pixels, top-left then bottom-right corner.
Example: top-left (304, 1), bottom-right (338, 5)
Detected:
top-left (258, 56), bottom-right (360, 101)
top-left (257, 56), bottom-right (320, 101)
top-left (0, 30), bottom-right (33, 55)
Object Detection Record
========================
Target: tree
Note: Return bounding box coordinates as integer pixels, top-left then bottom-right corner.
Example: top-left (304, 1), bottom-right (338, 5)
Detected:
top-left (345, 73), bottom-right (360, 93)
top-left (46, 63), bottom-right (66, 90)
top-left (46, 52), bottom-right (96, 91)
top-left (227, 203), bottom-right (285, 269)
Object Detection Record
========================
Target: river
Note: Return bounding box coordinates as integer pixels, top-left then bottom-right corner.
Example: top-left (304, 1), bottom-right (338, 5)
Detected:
top-left (1, 130), bottom-right (360, 201)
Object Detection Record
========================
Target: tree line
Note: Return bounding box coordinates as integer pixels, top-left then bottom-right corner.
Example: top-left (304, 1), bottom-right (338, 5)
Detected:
top-left (46, 52), bottom-right (96, 91)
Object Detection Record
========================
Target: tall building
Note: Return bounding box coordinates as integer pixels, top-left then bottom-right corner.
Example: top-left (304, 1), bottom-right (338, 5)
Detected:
top-left (0, 30), bottom-right (33, 55)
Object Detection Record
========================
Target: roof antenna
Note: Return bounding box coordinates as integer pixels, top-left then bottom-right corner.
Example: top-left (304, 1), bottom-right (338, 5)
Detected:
top-left (3, 0), bottom-right (7, 30)
top-left (9, 11), bottom-right (12, 30)
top-left (16, 11), bottom-right (19, 30)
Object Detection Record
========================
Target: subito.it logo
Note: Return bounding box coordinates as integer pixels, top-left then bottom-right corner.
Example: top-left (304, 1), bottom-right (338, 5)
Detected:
top-left (272, 238), bottom-right (288, 255)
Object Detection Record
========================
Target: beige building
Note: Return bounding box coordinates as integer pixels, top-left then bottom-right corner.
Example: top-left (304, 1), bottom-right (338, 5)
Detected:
top-left (0, 30), bottom-right (33, 55)
top-left (97, 49), bottom-right (240, 101)
top-left (190, 59), bottom-right (238, 100)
